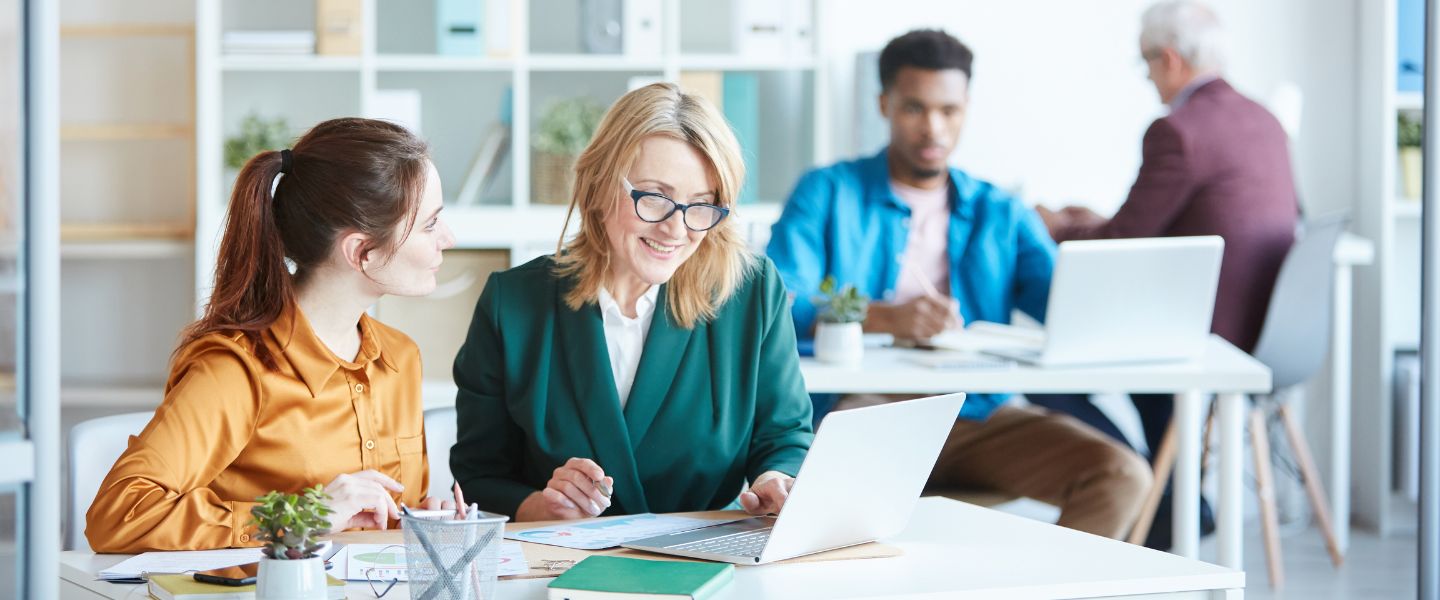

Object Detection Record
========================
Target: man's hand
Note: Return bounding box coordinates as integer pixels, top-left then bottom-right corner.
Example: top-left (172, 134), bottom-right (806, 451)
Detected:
top-left (864, 296), bottom-right (960, 341)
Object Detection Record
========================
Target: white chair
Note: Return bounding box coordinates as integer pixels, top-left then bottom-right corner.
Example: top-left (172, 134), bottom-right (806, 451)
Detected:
top-left (423, 406), bottom-right (458, 501)
top-left (67, 412), bottom-right (152, 551)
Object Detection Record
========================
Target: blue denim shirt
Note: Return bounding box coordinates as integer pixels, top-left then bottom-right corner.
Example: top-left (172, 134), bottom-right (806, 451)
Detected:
top-left (767, 148), bottom-right (1057, 421)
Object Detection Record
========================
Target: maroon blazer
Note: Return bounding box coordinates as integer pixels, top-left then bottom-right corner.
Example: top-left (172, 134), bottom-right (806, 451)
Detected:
top-left (1054, 79), bottom-right (1299, 352)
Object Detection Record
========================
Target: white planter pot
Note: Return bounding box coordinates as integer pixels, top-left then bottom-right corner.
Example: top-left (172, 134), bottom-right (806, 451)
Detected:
top-left (256, 556), bottom-right (326, 600)
top-left (815, 321), bottom-right (864, 366)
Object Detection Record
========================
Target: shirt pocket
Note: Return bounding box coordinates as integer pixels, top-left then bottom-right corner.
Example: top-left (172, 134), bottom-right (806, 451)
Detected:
top-left (395, 434), bottom-right (427, 503)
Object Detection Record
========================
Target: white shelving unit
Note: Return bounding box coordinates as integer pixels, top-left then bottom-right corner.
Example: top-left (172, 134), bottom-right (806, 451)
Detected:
top-left (196, 0), bottom-right (826, 401)
top-left (1353, 0), bottom-right (1422, 536)
top-left (59, 0), bottom-right (196, 408)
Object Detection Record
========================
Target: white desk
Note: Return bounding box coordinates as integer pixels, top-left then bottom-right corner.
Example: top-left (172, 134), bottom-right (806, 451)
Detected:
top-left (800, 336), bottom-right (1271, 571)
top-left (60, 497), bottom-right (1244, 600)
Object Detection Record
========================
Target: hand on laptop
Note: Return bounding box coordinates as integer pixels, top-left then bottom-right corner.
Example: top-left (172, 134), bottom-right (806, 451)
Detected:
top-left (515, 457), bottom-right (614, 521)
top-left (739, 471), bottom-right (795, 515)
top-left (865, 296), bottom-right (960, 341)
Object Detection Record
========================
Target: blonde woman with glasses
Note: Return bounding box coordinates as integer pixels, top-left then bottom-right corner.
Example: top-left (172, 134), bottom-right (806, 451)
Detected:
top-left (450, 83), bottom-right (814, 521)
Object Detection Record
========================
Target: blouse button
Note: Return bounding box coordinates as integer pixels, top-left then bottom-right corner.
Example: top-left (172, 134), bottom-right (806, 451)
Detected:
top-left (354, 383), bottom-right (365, 393)
top-left (364, 439), bottom-right (376, 450)
top-left (239, 533), bottom-right (250, 543)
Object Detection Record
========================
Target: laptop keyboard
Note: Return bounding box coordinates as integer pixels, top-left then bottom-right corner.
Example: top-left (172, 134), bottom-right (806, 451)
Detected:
top-left (669, 528), bottom-right (772, 558)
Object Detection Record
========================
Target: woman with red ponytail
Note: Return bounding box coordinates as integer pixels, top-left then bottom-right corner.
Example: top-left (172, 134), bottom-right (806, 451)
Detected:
top-left (86, 118), bottom-right (455, 552)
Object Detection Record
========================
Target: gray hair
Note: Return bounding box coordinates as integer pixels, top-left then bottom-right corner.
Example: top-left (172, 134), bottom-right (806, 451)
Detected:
top-left (1140, 1), bottom-right (1224, 72)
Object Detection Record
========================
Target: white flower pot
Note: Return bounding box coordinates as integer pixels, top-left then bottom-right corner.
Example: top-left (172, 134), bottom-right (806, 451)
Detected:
top-left (256, 556), bottom-right (326, 600)
top-left (815, 321), bottom-right (864, 366)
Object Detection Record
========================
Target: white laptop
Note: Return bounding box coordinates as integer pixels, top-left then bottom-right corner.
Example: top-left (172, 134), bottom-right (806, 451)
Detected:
top-left (982, 236), bottom-right (1224, 367)
top-left (621, 393), bottom-right (966, 565)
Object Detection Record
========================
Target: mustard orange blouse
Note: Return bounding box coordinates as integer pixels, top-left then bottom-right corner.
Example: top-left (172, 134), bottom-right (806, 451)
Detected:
top-left (85, 306), bottom-right (430, 553)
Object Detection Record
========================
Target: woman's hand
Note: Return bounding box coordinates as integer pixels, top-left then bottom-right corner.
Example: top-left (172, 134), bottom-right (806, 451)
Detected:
top-left (514, 458), bottom-right (613, 521)
top-left (418, 497), bottom-right (455, 511)
top-left (739, 471), bottom-right (795, 516)
top-left (322, 470), bottom-right (404, 532)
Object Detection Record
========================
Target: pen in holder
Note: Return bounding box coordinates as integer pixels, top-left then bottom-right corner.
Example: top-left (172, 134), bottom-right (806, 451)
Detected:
top-left (400, 507), bottom-right (509, 600)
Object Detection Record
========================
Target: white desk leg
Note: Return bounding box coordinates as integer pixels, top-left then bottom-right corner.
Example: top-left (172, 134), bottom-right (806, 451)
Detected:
top-left (1330, 262), bottom-right (1353, 553)
top-left (1173, 391), bottom-right (1204, 559)
top-left (1218, 392), bottom-right (1246, 569)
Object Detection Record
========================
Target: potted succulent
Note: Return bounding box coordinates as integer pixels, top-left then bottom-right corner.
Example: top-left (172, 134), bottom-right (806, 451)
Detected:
top-left (1399, 112), bottom-right (1423, 201)
top-left (250, 486), bottom-right (333, 600)
top-left (532, 96), bottom-right (606, 204)
top-left (813, 275), bottom-right (869, 366)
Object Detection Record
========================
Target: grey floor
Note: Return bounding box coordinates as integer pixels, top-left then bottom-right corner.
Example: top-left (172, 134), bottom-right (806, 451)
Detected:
top-left (1200, 524), bottom-right (1419, 600)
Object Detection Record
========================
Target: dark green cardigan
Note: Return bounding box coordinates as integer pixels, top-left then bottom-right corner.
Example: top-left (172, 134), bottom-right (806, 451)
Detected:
top-left (450, 254), bottom-right (814, 518)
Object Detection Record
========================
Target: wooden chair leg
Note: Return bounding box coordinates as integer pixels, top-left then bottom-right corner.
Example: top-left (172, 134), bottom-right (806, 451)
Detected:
top-left (1251, 406), bottom-right (1285, 589)
top-left (1127, 416), bottom-right (1178, 545)
top-left (1277, 402), bottom-right (1346, 567)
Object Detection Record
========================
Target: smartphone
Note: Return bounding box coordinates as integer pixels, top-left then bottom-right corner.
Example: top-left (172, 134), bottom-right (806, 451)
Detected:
top-left (193, 562), bottom-right (260, 586)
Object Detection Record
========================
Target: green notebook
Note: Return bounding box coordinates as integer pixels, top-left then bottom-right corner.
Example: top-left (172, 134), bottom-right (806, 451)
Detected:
top-left (146, 573), bottom-right (345, 600)
top-left (546, 556), bottom-right (734, 600)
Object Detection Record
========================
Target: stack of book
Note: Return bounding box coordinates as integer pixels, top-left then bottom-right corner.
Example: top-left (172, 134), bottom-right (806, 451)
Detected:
top-left (222, 31), bottom-right (315, 56)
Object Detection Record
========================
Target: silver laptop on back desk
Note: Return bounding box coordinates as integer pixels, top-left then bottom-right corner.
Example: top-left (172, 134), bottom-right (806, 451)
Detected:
top-left (621, 393), bottom-right (966, 565)
top-left (984, 236), bottom-right (1224, 367)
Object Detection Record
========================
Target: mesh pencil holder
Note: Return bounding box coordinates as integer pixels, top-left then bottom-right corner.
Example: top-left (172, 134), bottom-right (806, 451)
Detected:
top-left (400, 512), bottom-right (509, 600)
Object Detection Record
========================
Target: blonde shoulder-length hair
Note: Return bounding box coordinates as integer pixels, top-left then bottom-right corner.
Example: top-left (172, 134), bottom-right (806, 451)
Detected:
top-left (553, 82), bottom-right (755, 329)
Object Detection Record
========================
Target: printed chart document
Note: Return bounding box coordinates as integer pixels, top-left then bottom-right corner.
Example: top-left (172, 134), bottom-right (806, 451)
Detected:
top-left (505, 513), bottom-right (743, 550)
top-left (336, 542), bottom-right (528, 580)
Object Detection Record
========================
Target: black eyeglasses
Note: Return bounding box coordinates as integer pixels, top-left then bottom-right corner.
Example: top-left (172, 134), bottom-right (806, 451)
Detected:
top-left (623, 178), bottom-right (730, 232)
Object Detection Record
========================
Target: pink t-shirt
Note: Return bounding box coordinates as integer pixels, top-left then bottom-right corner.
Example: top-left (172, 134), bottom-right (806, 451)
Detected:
top-left (891, 179), bottom-right (951, 304)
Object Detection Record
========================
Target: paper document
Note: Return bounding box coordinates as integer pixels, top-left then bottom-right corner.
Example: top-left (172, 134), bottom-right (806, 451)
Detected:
top-left (928, 321), bottom-right (1045, 353)
top-left (336, 542), bottom-right (528, 580)
top-left (98, 548), bottom-right (263, 581)
top-left (505, 513), bottom-right (743, 550)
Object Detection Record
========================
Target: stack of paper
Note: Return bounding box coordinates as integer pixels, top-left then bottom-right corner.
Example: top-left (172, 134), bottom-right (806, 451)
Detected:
top-left (98, 548), bottom-right (263, 583)
top-left (332, 542), bottom-right (529, 580)
top-left (222, 31), bottom-right (315, 56)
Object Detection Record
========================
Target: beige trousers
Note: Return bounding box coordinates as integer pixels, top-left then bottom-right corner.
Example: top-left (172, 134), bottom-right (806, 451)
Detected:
top-left (834, 396), bottom-right (1152, 540)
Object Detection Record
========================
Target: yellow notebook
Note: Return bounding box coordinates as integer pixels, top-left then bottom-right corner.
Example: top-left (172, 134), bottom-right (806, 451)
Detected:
top-left (146, 573), bottom-right (345, 600)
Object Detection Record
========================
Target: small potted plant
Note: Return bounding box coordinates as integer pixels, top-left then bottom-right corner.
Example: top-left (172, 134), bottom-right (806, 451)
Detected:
top-left (532, 96), bottom-right (606, 204)
top-left (250, 486), bottom-right (332, 600)
top-left (224, 112), bottom-right (292, 173)
top-left (1399, 112), bottom-right (1423, 200)
top-left (813, 275), bottom-right (869, 366)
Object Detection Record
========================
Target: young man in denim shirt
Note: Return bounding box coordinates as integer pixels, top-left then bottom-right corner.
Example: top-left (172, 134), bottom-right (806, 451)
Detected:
top-left (767, 30), bottom-right (1151, 540)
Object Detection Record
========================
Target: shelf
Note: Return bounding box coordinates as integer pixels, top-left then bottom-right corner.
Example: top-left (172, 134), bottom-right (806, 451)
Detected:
top-left (1394, 200), bottom-right (1422, 218)
top-left (375, 55), bottom-right (514, 72)
top-left (61, 384), bottom-right (164, 408)
top-left (61, 123), bottom-right (192, 141)
top-left (61, 23), bottom-right (194, 38)
top-left (221, 55), bottom-right (362, 72)
top-left (61, 239), bottom-right (192, 260)
top-left (678, 54), bottom-right (817, 71)
top-left (1398, 91), bottom-right (1424, 111)
top-left (527, 54), bottom-right (666, 71)
top-left (60, 223), bottom-right (193, 242)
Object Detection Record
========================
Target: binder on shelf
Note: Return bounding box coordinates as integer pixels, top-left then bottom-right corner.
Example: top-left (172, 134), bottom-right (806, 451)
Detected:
top-left (457, 88), bottom-right (513, 206)
top-left (787, 0), bottom-right (814, 59)
top-left (722, 73), bottom-right (759, 204)
top-left (486, 0), bottom-right (514, 57)
top-left (732, 0), bottom-right (786, 59)
top-left (437, 0), bottom-right (484, 56)
top-left (581, 0), bottom-right (623, 55)
top-left (315, 0), bottom-right (362, 56)
top-left (623, 0), bottom-right (663, 59)
top-left (679, 71), bottom-right (723, 109)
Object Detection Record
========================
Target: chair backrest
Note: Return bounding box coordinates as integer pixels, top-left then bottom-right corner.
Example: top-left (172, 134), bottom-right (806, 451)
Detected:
top-left (423, 406), bottom-right (458, 501)
top-left (67, 411), bottom-right (152, 551)
top-left (1251, 213), bottom-right (1350, 389)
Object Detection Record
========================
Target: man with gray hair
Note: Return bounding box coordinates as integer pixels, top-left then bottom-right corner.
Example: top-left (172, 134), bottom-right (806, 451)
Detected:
top-left (1035, 1), bottom-right (1300, 549)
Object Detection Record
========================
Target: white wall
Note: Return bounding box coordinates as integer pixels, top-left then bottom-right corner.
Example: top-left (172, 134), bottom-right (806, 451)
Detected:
top-left (819, 0), bottom-right (1358, 218)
